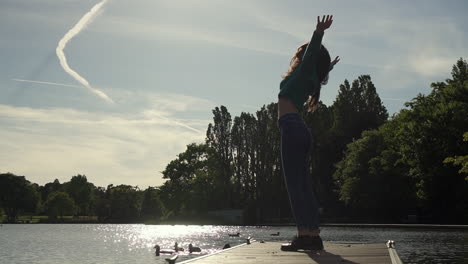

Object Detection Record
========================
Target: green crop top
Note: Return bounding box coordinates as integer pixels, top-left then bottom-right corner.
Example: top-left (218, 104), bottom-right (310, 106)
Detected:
top-left (278, 30), bottom-right (324, 111)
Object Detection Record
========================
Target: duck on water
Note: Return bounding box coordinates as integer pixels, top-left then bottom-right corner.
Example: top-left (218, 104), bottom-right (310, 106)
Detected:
top-left (154, 245), bottom-right (174, 256)
top-left (188, 244), bottom-right (202, 253)
top-left (154, 242), bottom-right (183, 256)
top-left (155, 242), bottom-right (203, 256)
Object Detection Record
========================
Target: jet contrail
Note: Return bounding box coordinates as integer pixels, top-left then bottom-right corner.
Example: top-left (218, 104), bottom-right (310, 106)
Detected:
top-left (151, 112), bottom-right (203, 134)
top-left (56, 0), bottom-right (113, 103)
top-left (169, 119), bottom-right (202, 134)
top-left (12, 78), bottom-right (84, 89)
top-left (13, 78), bottom-right (202, 133)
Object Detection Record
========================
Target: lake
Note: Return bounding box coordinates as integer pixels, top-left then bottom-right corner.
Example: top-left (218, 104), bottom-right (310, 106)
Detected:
top-left (0, 224), bottom-right (466, 264)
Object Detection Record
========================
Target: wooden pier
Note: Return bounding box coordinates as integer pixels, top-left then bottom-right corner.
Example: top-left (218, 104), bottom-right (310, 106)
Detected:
top-left (179, 240), bottom-right (402, 264)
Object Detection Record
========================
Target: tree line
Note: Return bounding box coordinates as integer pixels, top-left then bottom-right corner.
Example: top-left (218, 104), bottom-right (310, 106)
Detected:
top-left (0, 174), bottom-right (164, 223)
top-left (1, 59), bottom-right (466, 224)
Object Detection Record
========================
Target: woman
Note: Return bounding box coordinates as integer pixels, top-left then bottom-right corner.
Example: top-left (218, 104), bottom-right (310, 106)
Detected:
top-left (278, 15), bottom-right (339, 251)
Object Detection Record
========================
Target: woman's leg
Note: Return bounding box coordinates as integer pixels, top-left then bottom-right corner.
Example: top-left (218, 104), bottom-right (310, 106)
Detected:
top-left (279, 115), bottom-right (320, 232)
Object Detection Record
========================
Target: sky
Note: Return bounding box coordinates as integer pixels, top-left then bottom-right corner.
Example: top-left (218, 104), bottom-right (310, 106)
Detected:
top-left (1, 0), bottom-right (467, 188)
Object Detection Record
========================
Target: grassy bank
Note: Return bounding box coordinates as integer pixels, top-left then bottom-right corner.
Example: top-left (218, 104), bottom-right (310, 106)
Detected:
top-left (1, 215), bottom-right (98, 224)
top-left (1, 214), bottom-right (229, 225)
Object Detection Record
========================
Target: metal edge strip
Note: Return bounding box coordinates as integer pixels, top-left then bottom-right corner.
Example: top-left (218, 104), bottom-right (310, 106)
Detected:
top-left (178, 242), bottom-right (250, 263)
top-left (387, 240), bottom-right (403, 264)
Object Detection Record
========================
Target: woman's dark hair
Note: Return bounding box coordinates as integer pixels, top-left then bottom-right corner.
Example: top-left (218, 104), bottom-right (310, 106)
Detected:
top-left (283, 43), bottom-right (331, 112)
top-left (317, 45), bottom-right (331, 84)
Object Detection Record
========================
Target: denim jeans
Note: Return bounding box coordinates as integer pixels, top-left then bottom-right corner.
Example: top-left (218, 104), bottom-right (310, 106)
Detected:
top-left (278, 113), bottom-right (319, 229)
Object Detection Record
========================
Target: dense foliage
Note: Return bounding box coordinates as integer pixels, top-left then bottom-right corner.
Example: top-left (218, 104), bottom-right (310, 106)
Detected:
top-left (44, 191), bottom-right (76, 219)
top-left (0, 173), bottom-right (39, 222)
top-left (0, 174), bottom-right (159, 223)
top-left (335, 59), bottom-right (468, 223)
top-left (1, 59), bottom-right (466, 224)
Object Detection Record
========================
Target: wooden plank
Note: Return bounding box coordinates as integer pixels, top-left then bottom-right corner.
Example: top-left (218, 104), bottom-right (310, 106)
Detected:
top-left (180, 241), bottom-right (393, 264)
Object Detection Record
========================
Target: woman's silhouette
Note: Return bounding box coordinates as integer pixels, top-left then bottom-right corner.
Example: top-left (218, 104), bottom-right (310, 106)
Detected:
top-left (278, 15), bottom-right (339, 251)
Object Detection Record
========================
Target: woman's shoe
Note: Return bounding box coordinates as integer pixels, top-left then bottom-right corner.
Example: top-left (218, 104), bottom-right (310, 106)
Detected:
top-left (281, 235), bottom-right (324, 251)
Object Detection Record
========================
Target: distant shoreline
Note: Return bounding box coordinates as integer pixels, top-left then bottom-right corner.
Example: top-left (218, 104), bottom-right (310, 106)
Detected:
top-left (322, 223), bottom-right (468, 229)
top-left (3, 221), bottom-right (468, 230)
top-left (256, 223), bottom-right (468, 229)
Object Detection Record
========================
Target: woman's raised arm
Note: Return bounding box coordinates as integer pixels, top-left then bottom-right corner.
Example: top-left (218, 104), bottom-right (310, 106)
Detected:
top-left (301, 15), bottom-right (334, 63)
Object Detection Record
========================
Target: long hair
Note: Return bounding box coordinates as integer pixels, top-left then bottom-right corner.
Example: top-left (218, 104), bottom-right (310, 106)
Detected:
top-left (283, 43), bottom-right (331, 112)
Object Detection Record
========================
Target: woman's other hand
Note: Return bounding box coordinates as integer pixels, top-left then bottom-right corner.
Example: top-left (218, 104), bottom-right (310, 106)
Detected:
top-left (331, 56), bottom-right (340, 67)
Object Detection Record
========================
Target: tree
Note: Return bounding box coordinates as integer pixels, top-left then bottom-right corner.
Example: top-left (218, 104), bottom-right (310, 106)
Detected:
top-left (333, 128), bottom-right (414, 221)
top-left (44, 192), bottom-right (76, 219)
top-left (335, 58), bottom-right (468, 223)
top-left (392, 58), bottom-right (468, 222)
top-left (158, 103), bottom-right (291, 224)
top-left (206, 106), bottom-right (234, 208)
top-left (141, 187), bottom-right (165, 221)
top-left (331, 75), bottom-right (388, 144)
top-left (64, 175), bottom-right (95, 216)
top-left (0, 173), bottom-right (39, 222)
top-left (159, 143), bottom-right (215, 215)
top-left (94, 186), bottom-right (111, 221)
top-left (231, 112), bottom-right (257, 210)
top-left (107, 185), bottom-right (142, 221)
top-left (38, 179), bottom-right (62, 206)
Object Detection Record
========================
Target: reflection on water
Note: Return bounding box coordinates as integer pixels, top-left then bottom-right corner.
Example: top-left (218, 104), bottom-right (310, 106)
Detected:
top-left (0, 224), bottom-right (466, 264)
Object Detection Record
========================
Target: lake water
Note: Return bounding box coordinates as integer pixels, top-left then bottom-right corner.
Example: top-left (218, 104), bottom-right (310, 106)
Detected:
top-left (0, 224), bottom-right (466, 264)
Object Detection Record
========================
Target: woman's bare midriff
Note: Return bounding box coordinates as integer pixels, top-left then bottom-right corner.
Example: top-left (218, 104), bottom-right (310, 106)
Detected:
top-left (278, 96), bottom-right (298, 118)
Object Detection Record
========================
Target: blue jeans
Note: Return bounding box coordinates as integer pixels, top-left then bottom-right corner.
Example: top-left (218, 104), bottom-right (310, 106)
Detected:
top-left (278, 113), bottom-right (319, 229)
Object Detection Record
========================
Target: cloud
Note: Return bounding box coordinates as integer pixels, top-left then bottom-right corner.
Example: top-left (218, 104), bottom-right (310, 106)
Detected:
top-left (97, 14), bottom-right (289, 56)
top-left (0, 102), bottom-right (210, 188)
top-left (352, 17), bottom-right (465, 77)
top-left (408, 56), bottom-right (455, 77)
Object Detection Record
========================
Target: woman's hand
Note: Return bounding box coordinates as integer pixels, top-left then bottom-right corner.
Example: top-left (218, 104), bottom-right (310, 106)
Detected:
top-left (331, 56), bottom-right (340, 67)
top-left (316, 15), bottom-right (333, 33)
